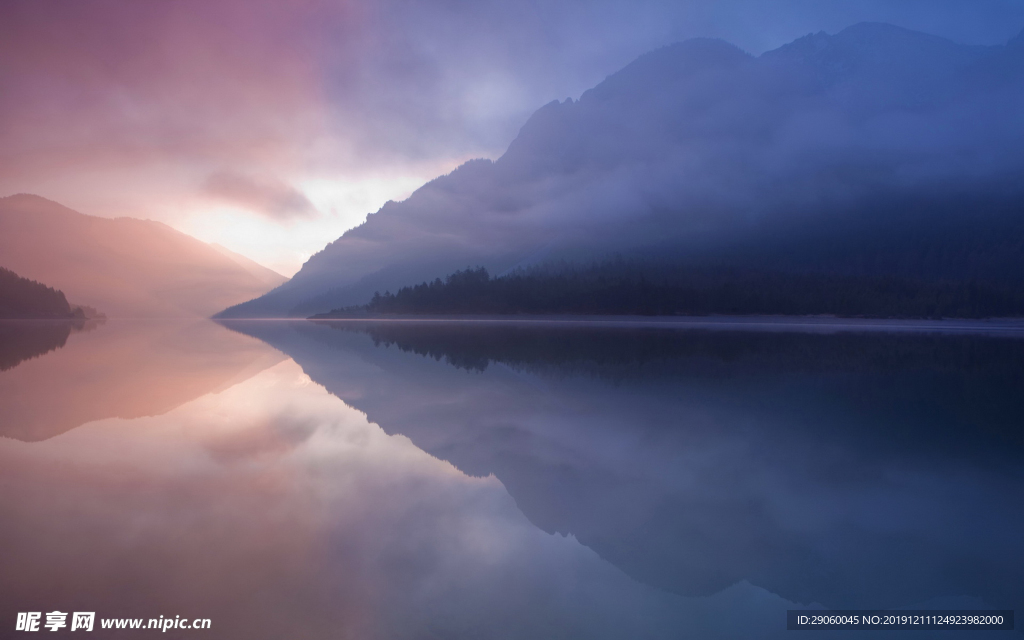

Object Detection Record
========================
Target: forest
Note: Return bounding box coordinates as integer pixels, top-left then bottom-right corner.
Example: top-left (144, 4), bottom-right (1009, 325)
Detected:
top-left (312, 261), bottom-right (1024, 319)
top-left (0, 266), bottom-right (83, 319)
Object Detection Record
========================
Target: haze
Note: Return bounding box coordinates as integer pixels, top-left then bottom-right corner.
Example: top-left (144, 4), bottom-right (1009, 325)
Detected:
top-left (2, 0), bottom-right (1022, 276)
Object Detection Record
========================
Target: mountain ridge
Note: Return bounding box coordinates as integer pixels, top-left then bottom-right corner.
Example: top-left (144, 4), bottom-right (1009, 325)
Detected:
top-left (0, 194), bottom-right (286, 317)
top-left (219, 22), bottom-right (1024, 319)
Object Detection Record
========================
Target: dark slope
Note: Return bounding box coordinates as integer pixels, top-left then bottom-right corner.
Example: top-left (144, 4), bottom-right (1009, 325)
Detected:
top-left (0, 266), bottom-right (80, 319)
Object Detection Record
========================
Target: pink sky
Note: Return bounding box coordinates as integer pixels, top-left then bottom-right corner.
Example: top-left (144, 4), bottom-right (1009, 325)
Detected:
top-left (0, 0), bottom-right (474, 275)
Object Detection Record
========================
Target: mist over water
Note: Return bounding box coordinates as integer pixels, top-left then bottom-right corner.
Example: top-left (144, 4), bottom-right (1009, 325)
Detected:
top-left (1, 319), bottom-right (1020, 638)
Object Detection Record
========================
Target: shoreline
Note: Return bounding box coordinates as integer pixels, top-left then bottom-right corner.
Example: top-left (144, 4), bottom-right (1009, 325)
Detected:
top-left (289, 314), bottom-right (1024, 336)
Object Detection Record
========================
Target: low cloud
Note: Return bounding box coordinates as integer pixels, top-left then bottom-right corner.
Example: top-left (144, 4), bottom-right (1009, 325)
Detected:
top-left (2, 0), bottom-right (1021, 270)
top-left (203, 171), bottom-right (317, 221)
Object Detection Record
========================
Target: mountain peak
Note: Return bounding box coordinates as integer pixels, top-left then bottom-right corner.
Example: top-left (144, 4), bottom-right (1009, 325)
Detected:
top-left (0, 195), bottom-right (286, 317)
top-left (610, 38), bottom-right (750, 80)
top-left (765, 21), bottom-right (968, 60)
top-left (836, 21), bottom-right (937, 40)
top-left (762, 21), bottom-right (990, 90)
top-left (222, 23), bottom-right (1024, 318)
top-left (581, 37), bottom-right (750, 106)
top-left (2, 192), bottom-right (51, 203)
top-left (1, 193), bottom-right (73, 212)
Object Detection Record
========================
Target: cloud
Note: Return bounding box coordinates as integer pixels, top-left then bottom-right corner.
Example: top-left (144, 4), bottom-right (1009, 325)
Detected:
top-left (1, 0), bottom-right (1022, 272)
top-left (3, 0), bottom-right (1020, 182)
top-left (222, 22), bottom-right (1024, 316)
top-left (203, 171), bottom-right (318, 221)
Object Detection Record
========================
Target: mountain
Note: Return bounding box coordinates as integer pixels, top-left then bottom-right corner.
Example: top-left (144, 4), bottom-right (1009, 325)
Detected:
top-left (220, 23), bottom-right (1024, 319)
top-left (0, 194), bottom-right (287, 317)
top-left (0, 266), bottom-right (82, 319)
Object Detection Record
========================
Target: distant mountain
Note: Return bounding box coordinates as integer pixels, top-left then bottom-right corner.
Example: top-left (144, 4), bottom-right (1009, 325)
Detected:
top-left (0, 194), bottom-right (287, 317)
top-left (0, 266), bottom-right (82, 319)
top-left (220, 23), bottom-right (1024, 319)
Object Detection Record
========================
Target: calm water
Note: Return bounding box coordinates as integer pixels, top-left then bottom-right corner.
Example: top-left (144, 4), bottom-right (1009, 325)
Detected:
top-left (1, 318), bottom-right (1022, 639)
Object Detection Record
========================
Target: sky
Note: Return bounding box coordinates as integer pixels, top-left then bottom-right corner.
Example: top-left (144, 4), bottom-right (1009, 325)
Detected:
top-left (2, 0), bottom-right (1022, 276)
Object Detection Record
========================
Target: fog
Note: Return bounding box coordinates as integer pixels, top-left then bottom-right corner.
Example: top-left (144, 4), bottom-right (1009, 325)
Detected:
top-left (224, 23), bottom-right (1024, 316)
top-left (4, 2), bottom-right (1022, 273)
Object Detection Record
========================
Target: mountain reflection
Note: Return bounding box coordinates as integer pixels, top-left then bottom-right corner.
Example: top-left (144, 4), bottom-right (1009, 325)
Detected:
top-left (0, 319), bottom-right (283, 441)
top-left (0, 319), bottom-right (86, 372)
top-left (2, 319), bottom-right (1020, 638)
top-left (228, 319), bottom-right (1024, 615)
top-left (0, 355), bottom-right (807, 640)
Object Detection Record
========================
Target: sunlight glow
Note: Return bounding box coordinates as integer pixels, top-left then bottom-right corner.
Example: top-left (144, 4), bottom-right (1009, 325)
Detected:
top-left (181, 173), bottom-right (434, 277)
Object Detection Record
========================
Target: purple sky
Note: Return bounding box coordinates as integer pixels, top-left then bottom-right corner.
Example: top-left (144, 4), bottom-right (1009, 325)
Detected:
top-left (2, 0), bottom-right (1021, 274)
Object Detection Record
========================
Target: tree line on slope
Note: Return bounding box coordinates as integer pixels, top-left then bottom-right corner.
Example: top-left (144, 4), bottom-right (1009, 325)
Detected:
top-left (311, 261), bottom-right (1024, 319)
top-left (0, 266), bottom-right (85, 319)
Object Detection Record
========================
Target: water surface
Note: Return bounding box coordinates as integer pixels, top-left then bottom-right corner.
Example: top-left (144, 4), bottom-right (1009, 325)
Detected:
top-left (1, 318), bottom-right (1021, 638)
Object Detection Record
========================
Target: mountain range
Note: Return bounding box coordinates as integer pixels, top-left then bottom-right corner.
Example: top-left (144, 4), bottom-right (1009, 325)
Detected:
top-left (220, 22), bottom-right (1024, 319)
top-left (0, 194), bottom-right (286, 317)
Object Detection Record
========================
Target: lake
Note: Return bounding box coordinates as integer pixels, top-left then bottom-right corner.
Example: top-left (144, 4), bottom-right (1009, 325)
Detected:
top-left (1, 317), bottom-right (1022, 638)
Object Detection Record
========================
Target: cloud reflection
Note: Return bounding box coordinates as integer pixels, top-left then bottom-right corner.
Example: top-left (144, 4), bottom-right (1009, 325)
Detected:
top-left (226, 320), bottom-right (1024, 617)
top-left (1, 355), bottom-right (819, 640)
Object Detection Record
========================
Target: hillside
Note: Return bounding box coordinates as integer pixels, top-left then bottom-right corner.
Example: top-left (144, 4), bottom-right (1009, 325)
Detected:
top-left (0, 194), bottom-right (287, 317)
top-left (0, 266), bottom-right (82, 319)
top-left (220, 23), bottom-right (1024, 319)
top-left (314, 264), bottom-right (1024, 319)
